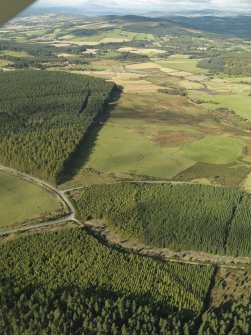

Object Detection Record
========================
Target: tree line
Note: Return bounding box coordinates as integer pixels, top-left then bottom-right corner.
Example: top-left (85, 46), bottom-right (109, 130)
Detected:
top-left (0, 70), bottom-right (115, 184)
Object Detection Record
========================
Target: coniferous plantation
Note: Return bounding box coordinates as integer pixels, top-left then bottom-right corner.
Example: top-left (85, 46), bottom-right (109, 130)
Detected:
top-left (0, 228), bottom-right (214, 335)
top-left (0, 71), bottom-right (115, 184)
top-left (0, 8), bottom-right (251, 335)
top-left (77, 183), bottom-right (251, 257)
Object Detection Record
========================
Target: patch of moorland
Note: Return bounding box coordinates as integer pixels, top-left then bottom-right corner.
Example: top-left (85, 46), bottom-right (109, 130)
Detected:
top-left (198, 268), bottom-right (251, 335)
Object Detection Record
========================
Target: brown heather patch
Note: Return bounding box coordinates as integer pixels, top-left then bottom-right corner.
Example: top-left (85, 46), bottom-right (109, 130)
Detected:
top-left (211, 268), bottom-right (251, 308)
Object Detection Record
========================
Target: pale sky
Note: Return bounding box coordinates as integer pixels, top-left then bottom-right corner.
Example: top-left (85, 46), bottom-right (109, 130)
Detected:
top-left (35, 0), bottom-right (251, 11)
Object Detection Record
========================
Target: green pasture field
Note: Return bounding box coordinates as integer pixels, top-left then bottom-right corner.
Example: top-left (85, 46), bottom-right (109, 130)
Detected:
top-left (180, 135), bottom-right (244, 164)
top-left (67, 29), bottom-right (153, 43)
top-left (0, 59), bottom-right (12, 66)
top-left (27, 29), bottom-right (48, 36)
top-left (195, 93), bottom-right (251, 121)
top-left (101, 51), bottom-right (121, 59)
top-left (0, 50), bottom-right (30, 58)
top-left (62, 89), bottom-right (247, 184)
top-left (84, 119), bottom-right (195, 179)
top-left (156, 54), bottom-right (208, 73)
top-left (134, 33), bottom-right (155, 41)
top-left (68, 29), bottom-right (138, 42)
top-left (0, 171), bottom-right (62, 229)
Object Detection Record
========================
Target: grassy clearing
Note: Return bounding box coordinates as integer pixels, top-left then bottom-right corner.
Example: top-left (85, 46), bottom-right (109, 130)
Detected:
top-left (156, 54), bottom-right (208, 73)
top-left (242, 171), bottom-right (251, 191)
top-left (134, 33), bottom-right (155, 41)
top-left (84, 119), bottom-right (195, 179)
top-left (117, 47), bottom-right (163, 56)
top-left (67, 29), bottom-right (137, 43)
top-left (0, 50), bottom-right (30, 58)
top-left (196, 93), bottom-right (251, 121)
top-left (0, 171), bottom-right (62, 229)
top-left (101, 51), bottom-right (121, 59)
top-left (126, 62), bottom-right (162, 70)
top-left (0, 59), bottom-right (12, 66)
top-left (181, 135), bottom-right (244, 164)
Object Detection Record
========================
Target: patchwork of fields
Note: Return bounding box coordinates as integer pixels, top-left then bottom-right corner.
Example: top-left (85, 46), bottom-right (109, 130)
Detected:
top-left (0, 12), bottom-right (251, 335)
top-left (1, 12), bottom-right (251, 238)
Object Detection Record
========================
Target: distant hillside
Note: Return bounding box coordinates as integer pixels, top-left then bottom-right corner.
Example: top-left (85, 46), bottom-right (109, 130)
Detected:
top-left (170, 15), bottom-right (251, 39)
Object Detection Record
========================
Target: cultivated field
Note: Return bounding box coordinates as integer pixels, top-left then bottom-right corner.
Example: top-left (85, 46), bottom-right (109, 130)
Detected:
top-left (0, 13), bottom-right (251, 335)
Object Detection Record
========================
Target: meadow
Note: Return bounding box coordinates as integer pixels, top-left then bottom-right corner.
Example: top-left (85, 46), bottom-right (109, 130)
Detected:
top-left (180, 135), bottom-right (244, 164)
top-left (0, 50), bottom-right (30, 58)
top-left (155, 54), bottom-right (208, 74)
top-left (83, 118), bottom-right (195, 179)
top-left (0, 171), bottom-right (62, 229)
top-left (193, 93), bottom-right (251, 121)
top-left (0, 13), bottom-right (251, 335)
top-left (73, 89), bottom-right (247, 184)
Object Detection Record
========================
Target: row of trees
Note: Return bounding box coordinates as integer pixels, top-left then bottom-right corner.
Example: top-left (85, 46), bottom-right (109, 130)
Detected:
top-left (0, 70), bottom-right (115, 184)
top-left (77, 183), bottom-right (251, 256)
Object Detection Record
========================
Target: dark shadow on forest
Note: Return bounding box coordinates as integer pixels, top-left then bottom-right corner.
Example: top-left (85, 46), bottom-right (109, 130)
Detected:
top-left (59, 88), bottom-right (122, 184)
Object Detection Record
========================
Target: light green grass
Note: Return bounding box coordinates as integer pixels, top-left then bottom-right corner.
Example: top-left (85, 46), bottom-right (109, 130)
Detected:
top-left (0, 50), bottom-right (30, 58)
top-left (27, 29), bottom-right (47, 36)
top-left (242, 172), bottom-right (251, 192)
top-left (156, 54), bottom-right (208, 74)
top-left (180, 135), bottom-right (244, 164)
top-left (0, 59), bottom-right (12, 66)
top-left (0, 171), bottom-right (62, 229)
top-left (101, 51), bottom-right (121, 59)
top-left (134, 33), bottom-right (155, 41)
top-left (199, 94), bottom-right (251, 121)
top-left (84, 120), bottom-right (195, 179)
top-left (69, 29), bottom-right (137, 42)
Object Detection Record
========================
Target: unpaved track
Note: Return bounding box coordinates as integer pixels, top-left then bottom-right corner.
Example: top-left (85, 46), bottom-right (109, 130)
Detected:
top-left (0, 165), bottom-right (80, 236)
top-left (1, 167), bottom-right (250, 270)
top-left (85, 219), bottom-right (251, 270)
top-left (0, 214), bottom-right (75, 237)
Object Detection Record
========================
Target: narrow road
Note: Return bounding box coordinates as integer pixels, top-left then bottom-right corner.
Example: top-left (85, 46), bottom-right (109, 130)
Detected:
top-left (0, 165), bottom-right (80, 237)
top-left (1, 167), bottom-right (250, 270)
top-left (0, 213), bottom-right (75, 237)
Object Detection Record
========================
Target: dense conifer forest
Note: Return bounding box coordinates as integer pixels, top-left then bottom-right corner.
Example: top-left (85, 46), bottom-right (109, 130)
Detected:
top-left (77, 183), bottom-right (251, 256)
top-left (0, 71), bottom-right (115, 183)
top-left (0, 228), bottom-right (214, 335)
top-left (197, 52), bottom-right (251, 75)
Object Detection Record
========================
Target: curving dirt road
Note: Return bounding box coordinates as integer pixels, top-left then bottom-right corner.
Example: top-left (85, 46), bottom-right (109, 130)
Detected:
top-left (85, 219), bottom-right (251, 270)
top-left (0, 165), bottom-right (80, 236)
top-left (0, 167), bottom-right (250, 270)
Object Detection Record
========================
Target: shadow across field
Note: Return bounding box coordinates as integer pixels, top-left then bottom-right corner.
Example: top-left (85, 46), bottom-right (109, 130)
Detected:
top-left (60, 88), bottom-right (122, 184)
